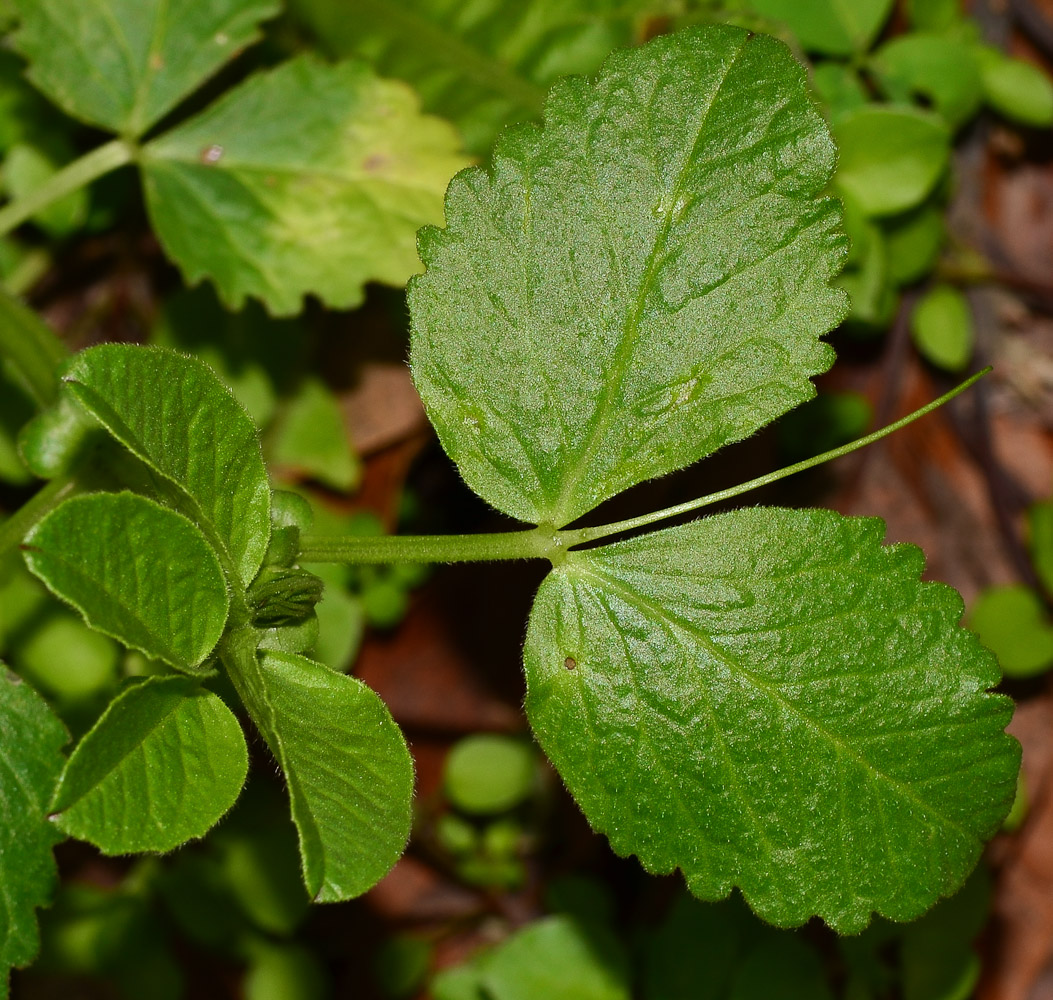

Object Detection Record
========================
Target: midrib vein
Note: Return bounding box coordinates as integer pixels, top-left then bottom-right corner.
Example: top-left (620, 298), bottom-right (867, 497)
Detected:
top-left (568, 561), bottom-right (977, 843)
top-left (547, 37), bottom-right (748, 526)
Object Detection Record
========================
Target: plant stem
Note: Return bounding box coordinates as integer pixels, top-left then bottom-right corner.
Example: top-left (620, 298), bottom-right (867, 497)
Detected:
top-left (297, 369), bottom-right (990, 567)
top-left (0, 289), bottom-right (69, 407)
top-left (0, 474), bottom-right (83, 562)
top-left (0, 138), bottom-right (135, 239)
top-left (567, 368), bottom-right (992, 546)
top-left (297, 525), bottom-right (561, 565)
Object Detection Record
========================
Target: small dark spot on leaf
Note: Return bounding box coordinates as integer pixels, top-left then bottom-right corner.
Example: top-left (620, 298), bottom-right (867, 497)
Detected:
top-left (19, 544), bottom-right (40, 552)
top-left (200, 144), bottom-right (224, 165)
top-left (149, 53), bottom-right (164, 71)
top-left (363, 154), bottom-right (390, 173)
top-left (564, 656), bottom-right (576, 671)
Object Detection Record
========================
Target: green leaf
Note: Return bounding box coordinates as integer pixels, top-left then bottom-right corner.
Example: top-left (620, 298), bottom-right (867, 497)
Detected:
top-left (229, 647), bottom-right (414, 901)
top-left (910, 284), bottom-right (974, 372)
top-left (748, 0), bottom-right (893, 55)
top-left (523, 507), bottom-right (1018, 931)
top-left (969, 585), bottom-right (1053, 679)
top-left (268, 378), bottom-right (360, 492)
top-left (882, 202), bottom-right (945, 287)
top-left (834, 107), bottom-right (951, 218)
top-left (1028, 500), bottom-right (1053, 595)
top-left (838, 195), bottom-right (893, 328)
top-left (444, 734), bottom-right (535, 815)
top-left (60, 344), bottom-right (270, 585)
top-left (141, 55), bottom-right (468, 315)
top-left (291, 0), bottom-right (653, 155)
top-left (11, 0), bottom-right (279, 136)
top-left (872, 35), bottom-right (983, 129)
top-left (51, 676), bottom-right (248, 853)
top-left (23, 492), bottom-right (229, 672)
top-left (0, 669), bottom-right (67, 984)
top-left (975, 46), bottom-right (1053, 128)
top-left (906, 0), bottom-right (963, 32)
top-left (478, 916), bottom-right (630, 1000)
top-left (15, 611), bottom-right (119, 705)
top-left (244, 940), bottom-right (329, 1000)
top-left (410, 27), bottom-right (846, 527)
top-left (809, 63), bottom-right (869, 119)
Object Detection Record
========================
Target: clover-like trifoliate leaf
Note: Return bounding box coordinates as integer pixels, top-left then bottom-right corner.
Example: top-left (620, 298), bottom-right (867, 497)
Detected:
top-left (12, 0), bottom-right (279, 136)
top-left (141, 55), bottom-right (468, 315)
top-left (0, 669), bottom-right (66, 987)
top-left (23, 492), bottom-right (229, 672)
top-left (523, 507), bottom-right (1018, 932)
top-left (229, 648), bottom-right (413, 901)
top-left (292, 0), bottom-right (657, 155)
top-left (59, 344), bottom-right (270, 586)
top-left (50, 676), bottom-right (248, 854)
top-left (410, 26), bottom-right (847, 528)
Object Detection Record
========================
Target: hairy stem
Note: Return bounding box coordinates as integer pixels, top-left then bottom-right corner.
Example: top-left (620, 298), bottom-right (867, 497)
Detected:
top-left (297, 370), bottom-right (990, 566)
top-left (0, 474), bottom-right (83, 562)
top-left (568, 368), bottom-right (992, 546)
top-left (297, 525), bottom-right (562, 565)
top-left (0, 289), bottom-right (69, 407)
top-left (0, 138), bottom-right (135, 239)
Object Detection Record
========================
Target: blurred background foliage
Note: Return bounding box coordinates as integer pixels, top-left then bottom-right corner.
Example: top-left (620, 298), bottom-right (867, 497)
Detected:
top-left (1, 0), bottom-right (1052, 996)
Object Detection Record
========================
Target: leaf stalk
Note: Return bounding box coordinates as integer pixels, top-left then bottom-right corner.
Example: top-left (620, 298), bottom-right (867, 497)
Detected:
top-left (0, 289), bottom-right (69, 407)
top-left (0, 138), bottom-right (135, 240)
top-left (296, 369), bottom-right (991, 566)
top-left (0, 473), bottom-right (83, 563)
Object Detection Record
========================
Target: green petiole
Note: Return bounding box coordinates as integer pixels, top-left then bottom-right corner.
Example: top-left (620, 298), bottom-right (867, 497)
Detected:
top-left (298, 367), bottom-right (991, 566)
top-left (0, 138), bottom-right (135, 240)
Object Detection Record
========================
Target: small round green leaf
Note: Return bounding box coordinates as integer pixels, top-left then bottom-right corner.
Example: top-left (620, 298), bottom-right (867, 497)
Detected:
top-left (882, 203), bottom-right (945, 287)
top-left (524, 508), bottom-right (1018, 931)
top-left (60, 344), bottom-right (271, 586)
top-left (976, 46), bottom-right (1053, 127)
top-left (444, 734), bottom-right (535, 815)
top-left (749, 0), bottom-right (894, 55)
top-left (910, 285), bottom-right (974, 372)
top-left (469, 916), bottom-right (629, 1000)
top-left (232, 650), bottom-right (414, 902)
top-left (970, 585), bottom-right (1053, 679)
top-left (872, 34), bottom-right (983, 128)
top-left (50, 676), bottom-right (248, 854)
top-left (23, 492), bottom-right (230, 672)
top-left (268, 378), bottom-right (359, 492)
top-left (834, 107), bottom-right (951, 218)
top-left (810, 63), bottom-right (869, 119)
